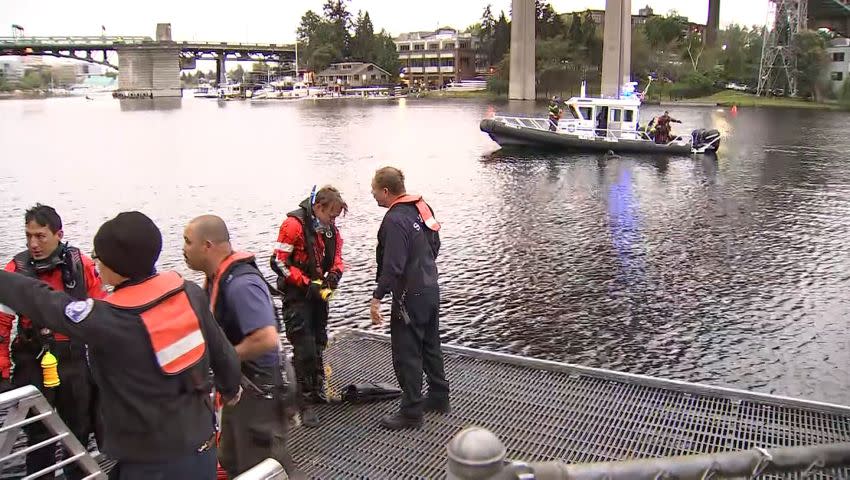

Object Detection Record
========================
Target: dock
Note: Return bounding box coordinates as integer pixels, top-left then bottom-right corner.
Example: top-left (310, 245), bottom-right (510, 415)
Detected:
top-left (289, 329), bottom-right (850, 479)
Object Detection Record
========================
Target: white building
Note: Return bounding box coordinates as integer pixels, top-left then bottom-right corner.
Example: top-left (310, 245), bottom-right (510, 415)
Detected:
top-left (393, 28), bottom-right (488, 87)
top-left (827, 37), bottom-right (850, 94)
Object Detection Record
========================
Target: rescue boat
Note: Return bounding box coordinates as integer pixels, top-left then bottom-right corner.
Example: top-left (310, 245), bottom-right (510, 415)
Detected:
top-left (480, 95), bottom-right (721, 155)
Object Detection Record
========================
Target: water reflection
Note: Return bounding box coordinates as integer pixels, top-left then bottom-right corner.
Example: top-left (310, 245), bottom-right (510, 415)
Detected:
top-left (0, 97), bottom-right (849, 408)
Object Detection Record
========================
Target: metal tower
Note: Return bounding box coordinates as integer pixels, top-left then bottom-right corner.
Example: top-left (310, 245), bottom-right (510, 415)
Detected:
top-left (757, 0), bottom-right (808, 97)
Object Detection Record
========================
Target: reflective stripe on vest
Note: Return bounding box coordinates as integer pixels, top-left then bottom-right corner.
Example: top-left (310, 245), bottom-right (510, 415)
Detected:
top-left (207, 251), bottom-right (256, 310)
top-left (104, 271), bottom-right (206, 375)
top-left (389, 194), bottom-right (441, 232)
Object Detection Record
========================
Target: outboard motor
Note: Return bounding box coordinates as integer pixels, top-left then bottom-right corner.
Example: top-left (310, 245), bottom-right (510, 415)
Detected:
top-left (691, 129), bottom-right (721, 152)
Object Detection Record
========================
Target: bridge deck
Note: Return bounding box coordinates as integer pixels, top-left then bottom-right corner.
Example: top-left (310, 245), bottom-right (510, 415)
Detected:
top-left (290, 329), bottom-right (850, 479)
top-left (812, 0), bottom-right (850, 17)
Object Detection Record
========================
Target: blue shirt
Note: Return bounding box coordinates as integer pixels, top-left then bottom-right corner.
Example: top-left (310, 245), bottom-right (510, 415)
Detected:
top-left (222, 273), bottom-right (280, 368)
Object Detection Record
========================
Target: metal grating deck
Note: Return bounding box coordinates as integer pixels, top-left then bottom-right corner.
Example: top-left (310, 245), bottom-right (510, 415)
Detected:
top-left (289, 329), bottom-right (850, 479)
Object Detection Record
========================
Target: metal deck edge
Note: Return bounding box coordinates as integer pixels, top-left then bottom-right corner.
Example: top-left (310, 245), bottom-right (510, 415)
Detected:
top-left (330, 328), bottom-right (850, 417)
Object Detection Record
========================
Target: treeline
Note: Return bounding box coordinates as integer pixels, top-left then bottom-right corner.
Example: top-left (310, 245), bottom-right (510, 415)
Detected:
top-left (297, 0), bottom-right (399, 78)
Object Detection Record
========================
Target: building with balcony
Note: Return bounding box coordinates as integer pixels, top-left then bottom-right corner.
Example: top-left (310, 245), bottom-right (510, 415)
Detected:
top-left (316, 62), bottom-right (391, 87)
top-left (394, 28), bottom-right (487, 87)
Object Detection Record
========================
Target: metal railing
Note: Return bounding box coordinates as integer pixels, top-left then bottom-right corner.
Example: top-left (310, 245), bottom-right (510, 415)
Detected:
top-left (446, 427), bottom-right (850, 480)
top-left (0, 385), bottom-right (105, 480)
top-left (0, 36), bottom-right (151, 46)
top-left (492, 116), bottom-right (689, 146)
top-left (233, 458), bottom-right (288, 479)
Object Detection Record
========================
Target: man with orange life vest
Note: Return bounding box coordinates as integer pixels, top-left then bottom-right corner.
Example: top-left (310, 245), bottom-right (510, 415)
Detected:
top-left (0, 204), bottom-right (104, 480)
top-left (270, 186), bottom-right (346, 428)
top-left (183, 215), bottom-right (300, 478)
top-left (370, 167), bottom-right (449, 430)
top-left (0, 211), bottom-right (242, 480)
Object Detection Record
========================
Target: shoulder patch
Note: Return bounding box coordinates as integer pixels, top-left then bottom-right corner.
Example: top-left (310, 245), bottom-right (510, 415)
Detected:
top-left (65, 298), bottom-right (94, 323)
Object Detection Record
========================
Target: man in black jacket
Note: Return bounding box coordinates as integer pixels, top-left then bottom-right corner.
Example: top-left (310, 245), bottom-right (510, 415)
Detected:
top-left (0, 211), bottom-right (242, 480)
top-left (370, 166), bottom-right (450, 430)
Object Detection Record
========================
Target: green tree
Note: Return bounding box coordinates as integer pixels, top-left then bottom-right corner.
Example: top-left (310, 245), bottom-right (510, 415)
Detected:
top-left (535, 1), bottom-right (566, 40)
top-left (644, 13), bottom-right (686, 50)
top-left (794, 30), bottom-right (828, 99)
top-left (297, 10), bottom-right (324, 43)
top-left (374, 30), bottom-right (400, 82)
top-left (229, 64), bottom-right (245, 83)
top-left (492, 11), bottom-right (511, 66)
top-left (323, 0), bottom-right (352, 58)
top-left (0, 72), bottom-right (10, 92)
top-left (351, 10), bottom-right (376, 62)
top-left (478, 4), bottom-right (496, 65)
top-left (18, 70), bottom-right (45, 90)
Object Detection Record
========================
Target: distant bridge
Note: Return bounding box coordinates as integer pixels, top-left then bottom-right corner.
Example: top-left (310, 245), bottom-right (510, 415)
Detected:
top-left (810, 0), bottom-right (850, 36)
top-left (0, 25), bottom-right (296, 98)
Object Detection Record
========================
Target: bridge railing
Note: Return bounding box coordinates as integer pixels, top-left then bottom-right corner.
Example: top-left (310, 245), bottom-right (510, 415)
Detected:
top-left (0, 36), bottom-right (152, 46)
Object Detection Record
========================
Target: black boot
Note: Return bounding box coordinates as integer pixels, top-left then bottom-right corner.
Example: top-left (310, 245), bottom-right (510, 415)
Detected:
top-left (423, 396), bottom-right (451, 414)
top-left (379, 412), bottom-right (422, 430)
top-left (312, 373), bottom-right (328, 403)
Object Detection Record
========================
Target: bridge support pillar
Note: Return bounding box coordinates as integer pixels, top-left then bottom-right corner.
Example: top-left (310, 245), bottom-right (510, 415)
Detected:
top-left (115, 45), bottom-right (182, 98)
top-left (216, 55), bottom-right (226, 86)
top-left (601, 0), bottom-right (631, 98)
top-left (508, 0), bottom-right (535, 100)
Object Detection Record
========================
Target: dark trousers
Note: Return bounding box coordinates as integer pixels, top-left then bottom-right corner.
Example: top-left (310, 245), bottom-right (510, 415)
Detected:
top-left (12, 340), bottom-right (95, 480)
top-left (283, 298), bottom-right (328, 406)
top-left (219, 386), bottom-right (298, 478)
top-left (108, 448), bottom-right (217, 480)
top-left (390, 289), bottom-right (449, 418)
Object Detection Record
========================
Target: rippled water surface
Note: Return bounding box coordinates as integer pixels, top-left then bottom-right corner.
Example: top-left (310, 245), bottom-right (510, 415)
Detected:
top-left (1, 96), bottom-right (849, 406)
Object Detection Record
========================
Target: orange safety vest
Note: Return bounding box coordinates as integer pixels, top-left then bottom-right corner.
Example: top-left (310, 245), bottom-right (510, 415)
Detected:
top-left (104, 272), bottom-right (206, 375)
top-left (205, 251), bottom-right (256, 310)
top-left (389, 194), bottom-right (441, 232)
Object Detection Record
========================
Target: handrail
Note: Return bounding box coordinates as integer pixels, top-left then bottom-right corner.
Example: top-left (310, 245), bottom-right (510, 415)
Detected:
top-left (233, 458), bottom-right (288, 479)
top-left (446, 427), bottom-right (850, 480)
top-left (0, 386), bottom-right (105, 479)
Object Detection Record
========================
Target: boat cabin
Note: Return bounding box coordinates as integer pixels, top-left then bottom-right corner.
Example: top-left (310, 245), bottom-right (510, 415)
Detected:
top-left (557, 97), bottom-right (644, 139)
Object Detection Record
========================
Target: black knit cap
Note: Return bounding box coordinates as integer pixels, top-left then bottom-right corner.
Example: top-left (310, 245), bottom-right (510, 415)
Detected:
top-left (93, 211), bottom-right (162, 280)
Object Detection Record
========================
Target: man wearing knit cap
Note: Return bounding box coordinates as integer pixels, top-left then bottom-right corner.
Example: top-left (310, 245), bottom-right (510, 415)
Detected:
top-left (0, 211), bottom-right (242, 480)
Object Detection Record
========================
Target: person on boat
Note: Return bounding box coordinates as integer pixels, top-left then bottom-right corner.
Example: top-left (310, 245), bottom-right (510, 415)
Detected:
top-left (0, 211), bottom-right (242, 479)
top-left (184, 215), bottom-right (300, 478)
top-left (369, 167), bottom-right (450, 430)
top-left (0, 204), bottom-right (104, 480)
top-left (270, 186), bottom-right (346, 428)
top-left (548, 96), bottom-right (562, 132)
top-left (654, 111), bottom-right (682, 144)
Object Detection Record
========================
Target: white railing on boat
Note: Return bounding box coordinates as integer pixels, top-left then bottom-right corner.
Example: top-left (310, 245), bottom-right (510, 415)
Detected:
top-left (491, 116), bottom-right (688, 146)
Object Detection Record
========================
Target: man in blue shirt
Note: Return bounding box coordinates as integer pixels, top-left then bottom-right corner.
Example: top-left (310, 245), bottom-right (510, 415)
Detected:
top-left (183, 215), bottom-right (300, 478)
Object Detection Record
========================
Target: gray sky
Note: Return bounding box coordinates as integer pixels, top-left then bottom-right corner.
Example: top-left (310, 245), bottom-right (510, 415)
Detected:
top-left (2, 0), bottom-right (769, 44)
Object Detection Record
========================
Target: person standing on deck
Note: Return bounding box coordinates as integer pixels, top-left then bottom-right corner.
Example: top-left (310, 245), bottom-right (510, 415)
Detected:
top-left (183, 215), bottom-right (300, 478)
top-left (270, 186), bottom-right (347, 428)
top-left (0, 211), bottom-right (242, 479)
top-left (0, 204), bottom-right (104, 480)
top-left (369, 166), bottom-right (450, 430)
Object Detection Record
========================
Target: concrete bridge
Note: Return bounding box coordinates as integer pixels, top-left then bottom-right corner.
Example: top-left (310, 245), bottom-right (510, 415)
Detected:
top-left (809, 0), bottom-right (850, 36)
top-left (507, 0), bottom-right (850, 100)
top-left (0, 24), bottom-right (295, 98)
